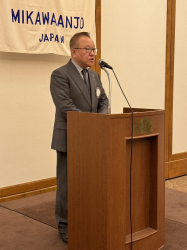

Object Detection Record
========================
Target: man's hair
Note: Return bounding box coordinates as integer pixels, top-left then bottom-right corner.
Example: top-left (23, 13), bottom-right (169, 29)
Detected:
top-left (69, 32), bottom-right (90, 50)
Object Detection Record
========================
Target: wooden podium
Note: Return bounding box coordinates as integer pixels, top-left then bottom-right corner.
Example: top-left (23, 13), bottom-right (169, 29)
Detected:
top-left (67, 108), bottom-right (165, 250)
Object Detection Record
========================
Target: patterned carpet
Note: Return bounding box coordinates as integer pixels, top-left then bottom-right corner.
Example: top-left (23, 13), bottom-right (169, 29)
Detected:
top-left (165, 175), bottom-right (187, 193)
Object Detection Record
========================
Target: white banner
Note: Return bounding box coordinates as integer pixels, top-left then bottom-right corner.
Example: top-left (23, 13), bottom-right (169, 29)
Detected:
top-left (0, 0), bottom-right (96, 56)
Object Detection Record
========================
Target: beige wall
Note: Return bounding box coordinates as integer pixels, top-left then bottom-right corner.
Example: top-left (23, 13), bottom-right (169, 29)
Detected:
top-left (101, 0), bottom-right (167, 114)
top-left (0, 0), bottom-right (167, 188)
top-left (0, 52), bottom-right (70, 188)
top-left (173, 0), bottom-right (187, 154)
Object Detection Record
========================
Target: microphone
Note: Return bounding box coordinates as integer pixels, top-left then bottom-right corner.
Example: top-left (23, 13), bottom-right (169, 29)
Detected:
top-left (98, 59), bottom-right (113, 69)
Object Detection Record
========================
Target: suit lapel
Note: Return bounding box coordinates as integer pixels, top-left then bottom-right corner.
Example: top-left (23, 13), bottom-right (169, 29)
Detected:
top-left (67, 60), bottom-right (92, 108)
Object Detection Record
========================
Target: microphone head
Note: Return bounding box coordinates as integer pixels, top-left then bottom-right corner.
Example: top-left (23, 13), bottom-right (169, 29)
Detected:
top-left (98, 59), bottom-right (113, 69)
top-left (98, 59), bottom-right (104, 66)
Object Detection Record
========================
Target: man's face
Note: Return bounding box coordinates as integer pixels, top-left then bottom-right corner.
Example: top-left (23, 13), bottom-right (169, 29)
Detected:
top-left (71, 36), bottom-right (95, 68)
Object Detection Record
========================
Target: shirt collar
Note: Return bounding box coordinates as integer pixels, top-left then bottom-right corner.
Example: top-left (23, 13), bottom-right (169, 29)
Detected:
top-left (71, 59), bottom-right (89, 74)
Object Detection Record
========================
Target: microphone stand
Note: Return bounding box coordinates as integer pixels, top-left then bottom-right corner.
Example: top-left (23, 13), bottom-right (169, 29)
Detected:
top-left (99, 60), bottom-right (134, 249)
top-left (101, 67), bottom-right (112, 114)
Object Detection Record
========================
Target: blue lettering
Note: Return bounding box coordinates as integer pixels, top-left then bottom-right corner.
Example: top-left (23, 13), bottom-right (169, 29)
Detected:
top-left (26, 11), bottom-right (33, 24)
top-left (74, 17), bottom-right (80, 29)
top-left (42, 12), bottom-right (49, 25)
top-left (11, 9), bottom-right (20, 23)
top-left (54, 35), bottom-right (59, 43)
top-left (61, 36), bottom-right (64, 43)
top-left (50, 13), bottom-right (57, 25)
top-left (80, 18), bottom-right (84, 29)
top-left (57, 15), bottom-right (64, 27)
top-left (44, 34), bottom-right (49, 42)
top-left (66, 16), bottom-right (72, 28)
top-left (22, 10), bottom-right (24, 23)
top-left (35, 12), bottom-right (41, 25)
top-left (39, 34), bottom-right (43, 42)
top-left (50, 33), bottom-right (54, 41)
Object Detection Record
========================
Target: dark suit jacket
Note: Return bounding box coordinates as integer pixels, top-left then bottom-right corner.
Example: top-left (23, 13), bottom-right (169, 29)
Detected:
top-left (50, 59), bottom-right (108, 152)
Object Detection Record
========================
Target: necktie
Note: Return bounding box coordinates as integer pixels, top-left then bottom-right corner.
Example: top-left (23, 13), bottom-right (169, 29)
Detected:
top-left (82, 69), bottom-right (91, 94)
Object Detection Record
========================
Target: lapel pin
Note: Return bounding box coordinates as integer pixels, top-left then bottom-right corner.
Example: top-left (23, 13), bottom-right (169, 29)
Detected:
top-left (96, 87), bottom-right (101, 98)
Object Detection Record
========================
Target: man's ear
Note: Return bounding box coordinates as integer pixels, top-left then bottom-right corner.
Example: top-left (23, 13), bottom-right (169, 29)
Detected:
top-left (71, 49), bottom-right (76, 58)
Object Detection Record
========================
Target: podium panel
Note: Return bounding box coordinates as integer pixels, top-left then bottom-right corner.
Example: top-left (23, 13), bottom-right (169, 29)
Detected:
top-left (67, 109), bottom-right (165, 250)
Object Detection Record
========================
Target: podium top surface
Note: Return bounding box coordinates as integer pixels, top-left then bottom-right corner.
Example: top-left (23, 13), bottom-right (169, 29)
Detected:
top-left (67, 108), bottom-right (165, 119)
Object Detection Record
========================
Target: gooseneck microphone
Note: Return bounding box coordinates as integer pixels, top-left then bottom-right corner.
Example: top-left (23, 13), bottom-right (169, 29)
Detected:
top-left (98, 59), bottom-right (112, 114)
top-left (98, 59), bottom-right (113, 69)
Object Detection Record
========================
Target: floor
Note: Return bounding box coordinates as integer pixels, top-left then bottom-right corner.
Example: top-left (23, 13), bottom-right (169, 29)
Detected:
top-left (165, 175), bottom-right (187, 193)
top-left (0, 175), bottom-right (186, 249)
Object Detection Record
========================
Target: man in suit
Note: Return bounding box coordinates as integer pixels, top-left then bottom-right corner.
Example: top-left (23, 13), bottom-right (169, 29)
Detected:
top-left (50, 32), bottom-right (108, 244)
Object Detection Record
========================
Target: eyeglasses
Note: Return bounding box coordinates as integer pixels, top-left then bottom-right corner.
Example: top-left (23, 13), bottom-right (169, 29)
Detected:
top-left (73, 48), bottom-right (98, 55)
